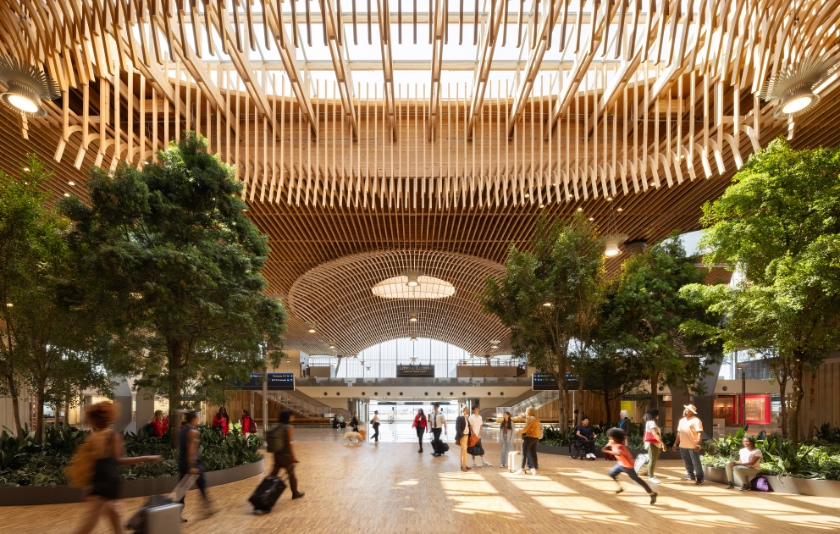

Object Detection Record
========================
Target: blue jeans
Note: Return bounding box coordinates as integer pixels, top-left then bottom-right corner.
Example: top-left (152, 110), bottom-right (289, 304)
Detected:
top-left (609, 465), bottom-right (653, 493)
top-left (680, 447), bottom-right (704, 480)
top-left (500, 432), bottom-right (513, 466)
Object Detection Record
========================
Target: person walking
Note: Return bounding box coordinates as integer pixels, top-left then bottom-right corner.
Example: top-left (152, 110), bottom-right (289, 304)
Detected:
top-left (499, 411), bottom-right (514, 469)
top-left (178, 411), bottom-right (218, 521)
top-left (619, 410), bottom-right (631, 446)
top-left (147, 410), bottom-right (166, 438)
top-left (430, 404), bottom-right (447, 456)
top-left (603, 428), bottom-right (657, 505)
top-left (673, 404), bottom-right (705, 485)
top-left (412, 409), bottom-right (428, 453)
top-left (242, 409), bottom-right (255, 438)
top-left (268, 410), bottom-right (305, 500)
top-left (371, 410), bottom-right (380, 443)
top-left (643, 409), bottom-right (666, 483)
top-left (350, 412), bottom-right (360, 432)
top-left (455, 406), bottom-right (471, 472)
top-left (514, 406), bottom-right (540, 475)
top-left (70, 402), bottom-right (163, 534)
top-left (725, 436), bottom-right (763, 491)
top-left (469, 405), bottom-right (491, 467)
top-left (211, 409), bottom-right (229, 436)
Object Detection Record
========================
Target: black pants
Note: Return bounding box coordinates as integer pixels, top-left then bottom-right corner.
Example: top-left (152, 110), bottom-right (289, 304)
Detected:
top-left (521, 437), bottom-right (539, 469)
top-left (416, 428), bottom-right (425, 449)
top-left (372, 422), bottom-right (380, 441)
top-left (269, 453), bottom-right (299, 494)
top-left (431, 428), bottom-right (442, 441)
top-left (178, 464), bottom-right (208, 504)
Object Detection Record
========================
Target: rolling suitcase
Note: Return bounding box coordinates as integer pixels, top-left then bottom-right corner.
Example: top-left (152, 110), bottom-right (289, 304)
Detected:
top-left (127, 474), bottom-right (197, 533)
top-left (508, 451), bottom-right (521, 472)
top-left (249, 476), bottom-right (287, 513)
top-left (431, 438), bottom-right (449, 455)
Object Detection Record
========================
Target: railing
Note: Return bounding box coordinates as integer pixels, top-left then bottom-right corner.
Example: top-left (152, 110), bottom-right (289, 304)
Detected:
top-left (296, 376), bottom-right (531, 387)
top-left (268, 390), bottom-right (351, 419)
top-left (486, 390), bottom-right (559, 419)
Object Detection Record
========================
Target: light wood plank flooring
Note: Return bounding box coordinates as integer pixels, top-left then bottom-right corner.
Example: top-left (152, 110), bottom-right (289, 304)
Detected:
top-left (1, 438), bottom-right (839, 534)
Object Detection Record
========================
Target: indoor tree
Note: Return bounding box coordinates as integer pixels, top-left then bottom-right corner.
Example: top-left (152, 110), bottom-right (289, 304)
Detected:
top-left (481, 213), bottom-right (604, 428)
top-left (62, 133), bottom-right (287, 445)
top-left (688, 138), bottom-right (840, 444)
top-left (609, 235), bottom-right (721, 410)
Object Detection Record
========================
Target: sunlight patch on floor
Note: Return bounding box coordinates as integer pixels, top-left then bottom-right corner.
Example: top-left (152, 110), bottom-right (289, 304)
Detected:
top-left (438, 472), bottom-right (522, 515)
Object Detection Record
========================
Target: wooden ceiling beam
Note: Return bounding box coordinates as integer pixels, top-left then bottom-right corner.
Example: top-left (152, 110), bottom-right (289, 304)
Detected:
top-left (320, 0), bottom-right (359, 140)
top-left (466, 0), bottom-right (507, 140)
top-left (428, 0), bottom-right (446, 141)
top-left (377, 0), bottom-right (397, 141)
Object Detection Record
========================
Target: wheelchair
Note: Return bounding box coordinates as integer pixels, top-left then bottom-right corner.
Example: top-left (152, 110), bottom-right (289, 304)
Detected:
top-left (570, 439), bottom-right (596, 460)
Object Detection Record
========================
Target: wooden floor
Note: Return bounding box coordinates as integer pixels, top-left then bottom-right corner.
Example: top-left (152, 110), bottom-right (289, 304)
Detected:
top-left (2, 437), bottom-right (840, 534)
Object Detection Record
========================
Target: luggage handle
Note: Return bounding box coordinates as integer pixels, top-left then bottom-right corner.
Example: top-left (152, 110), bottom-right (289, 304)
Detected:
top-left (170, 474), bottom-right (198, 502)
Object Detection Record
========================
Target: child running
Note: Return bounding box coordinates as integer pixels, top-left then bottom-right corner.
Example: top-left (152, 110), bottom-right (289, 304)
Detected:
top-left (602, 427), bottom-right (658, 505)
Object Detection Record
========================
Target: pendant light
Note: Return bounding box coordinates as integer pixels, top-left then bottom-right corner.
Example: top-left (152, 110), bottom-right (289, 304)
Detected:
top-left (603, 199), bottom-right (627, 258)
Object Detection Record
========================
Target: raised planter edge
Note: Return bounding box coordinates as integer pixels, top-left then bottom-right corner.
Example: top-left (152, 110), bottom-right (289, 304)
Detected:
top-left (537, 443), bottom-right (681, 460)
top-left (701, 465), bottom-right (840, 497)
top-left (0, 458), bottom-right (264, 507)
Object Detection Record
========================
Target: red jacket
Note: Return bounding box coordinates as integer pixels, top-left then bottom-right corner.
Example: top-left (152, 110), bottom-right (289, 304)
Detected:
top-left (242, 416), bottom-right (254, 434)
top-left (412, 414), bottom-right (427, 430)
top-left (212, 415), bottom-right (229, 435)
top-left (152, 418), bottom-right (165, 437)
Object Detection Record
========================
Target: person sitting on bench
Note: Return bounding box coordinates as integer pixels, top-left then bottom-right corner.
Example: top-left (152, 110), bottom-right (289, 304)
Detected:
top-left (725, 436), bottom-right (763, 491)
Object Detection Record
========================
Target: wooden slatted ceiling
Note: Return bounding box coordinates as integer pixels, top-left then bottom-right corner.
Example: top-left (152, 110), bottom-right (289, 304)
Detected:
top-left (1, 0), bottom-right (840, 356)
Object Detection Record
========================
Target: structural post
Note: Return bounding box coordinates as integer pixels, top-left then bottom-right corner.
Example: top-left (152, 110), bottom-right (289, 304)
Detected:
top-left (263, 368), bottom-right (268, 437)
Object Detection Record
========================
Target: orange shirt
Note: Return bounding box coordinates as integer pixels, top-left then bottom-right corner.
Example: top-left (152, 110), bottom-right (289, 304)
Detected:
top-left (608, 442), bottom-right (634, 469)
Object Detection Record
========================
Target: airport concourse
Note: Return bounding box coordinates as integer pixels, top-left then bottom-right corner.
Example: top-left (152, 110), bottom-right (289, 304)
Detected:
top-left (1, 0), bottom-right (840, 533)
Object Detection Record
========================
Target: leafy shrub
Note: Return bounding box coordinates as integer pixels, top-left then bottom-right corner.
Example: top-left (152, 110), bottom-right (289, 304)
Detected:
top-left (0, 424), bottom-right (263, 487)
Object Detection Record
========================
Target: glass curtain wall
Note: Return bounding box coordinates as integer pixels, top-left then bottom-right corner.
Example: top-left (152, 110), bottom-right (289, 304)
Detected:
top-left (309, 338), bottom-right (513, 378)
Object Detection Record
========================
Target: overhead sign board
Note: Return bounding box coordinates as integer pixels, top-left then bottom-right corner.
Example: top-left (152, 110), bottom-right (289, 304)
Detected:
top-left (396, 364), bottom-right (435, 377)
top-left (532, 372), bottom-right (579, 391)
top-left (239, 372), bottom-right (295, 391)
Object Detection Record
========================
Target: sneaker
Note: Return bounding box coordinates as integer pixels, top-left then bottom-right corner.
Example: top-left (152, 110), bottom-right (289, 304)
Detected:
top-left (616, 488), bottom-right (624, 494)
top-left (472, 462), bottom-right (479, 468)
top-left (725, 482), bottom-right (734, 489)
top-left (740, 485), bottom-right (751, 492)
top-left (681, 476), bottom-right (696, 481)
top-left (292, 492), bottom-right (305, 500)
top-left (513, 469), bottom-right (523, 475)
top-left (695, 479), bottom-right (705, 486)
top-left (500, 465), bottom-right (506, 469)
top-left (529, 468), bottom-right (537, 475)
top-left (650, 492), bottom-right (658, 505)
top-left (482, 460), bottom-right (492, 467)
top-left (649, 477), bottom-right (661, 484)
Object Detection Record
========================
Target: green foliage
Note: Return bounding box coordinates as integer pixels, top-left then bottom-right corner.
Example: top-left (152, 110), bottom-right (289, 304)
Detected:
top-left (690, 138), bottom-right (840, 443)
top-left (815, 423), bottom-right (840, 444)
top-left (61, 133), bottom-right (287, 444)
top-left (0, 425), bottom-right (263, 487)
top-left (701, 429), bottom-right (840, 480)
top-left (481, 213), bottom-right (605, 425)
top-left (610, 235), bottom-right (722, 399)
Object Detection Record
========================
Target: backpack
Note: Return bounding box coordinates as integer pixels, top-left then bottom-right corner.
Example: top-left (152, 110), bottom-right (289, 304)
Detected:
top-left (267, 424), bottom-right (287, 453)
top-left (213, 421), bottom-right (223, 432)
top-left (634, 453), bottom-right (650, 475)
top-left (751, 475), bottom-right (772, 492)
top-left (65, 430), bottom-right (111, 488)
top-left (249, 418), bottom-right (257, 434)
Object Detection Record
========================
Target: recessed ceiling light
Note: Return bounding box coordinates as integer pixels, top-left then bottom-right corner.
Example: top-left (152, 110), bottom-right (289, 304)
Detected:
top-left (542, 301), bottom-right (552, 307)
top-left (539, 204), bottom-right (545, 209)
top-left (329, 344), bottom-right (336, 349)
top-left (617, 207), bottom-right (624, 212)
top-left (409, 312), bottom-right (418, 323)
top-left (308, 327), bottom-right (316, 334)
top-left (63, 193), bottom-right (70, 197)
top-left (67, 181), bottom-right (75, 186)
top-left (523, 193), bottom-right (530, 199)
top-left (490, 345), bottom-right (499, 350)
top-left (588, 217), bottom-right (595, 221)
top-left (606, 196), bottom-right (613, 201)
top-left (577, 207), bottom-right (583, 212)
top-left (5, 302), bottom-right (12, 308)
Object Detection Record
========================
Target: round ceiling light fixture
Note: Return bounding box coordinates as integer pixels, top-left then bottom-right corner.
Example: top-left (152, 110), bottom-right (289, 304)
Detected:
top-left (372, 274), bottom-right (455, 300)
top-left (0, 55), bottom-right (60, 118)
top-left (408, 311), bottom-right (418, 323)
top-left (760, 54), bottom-right (839, 119)
top-left (604, 234), bottom-right (629, 258)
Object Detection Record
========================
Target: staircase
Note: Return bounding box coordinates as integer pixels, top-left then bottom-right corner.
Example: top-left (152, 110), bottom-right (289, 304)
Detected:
top-left (268, 390), bottom-right (351, 424)
top-left (482, 390), bottom-right (559, 420)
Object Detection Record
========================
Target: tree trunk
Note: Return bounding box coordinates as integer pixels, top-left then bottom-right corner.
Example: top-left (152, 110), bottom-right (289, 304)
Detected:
top-left (603, 391), bottom-right (612, 424)
top-left (807, 370), bottom-right (818, 441)
top-left (789, 352), bottom-right (805, 447)
top-left (778, 377), bottom-right (788, 439)
top-left (65, 390), bottom-right (72, 427)
top-left (649, 372), bottom-right (660, 410)
top-left (168, 339), bottom-right (186, 448)
top-left (5, 374), bottom-right (24, 437)
top-left (35, 384), bottom-right (45, 446)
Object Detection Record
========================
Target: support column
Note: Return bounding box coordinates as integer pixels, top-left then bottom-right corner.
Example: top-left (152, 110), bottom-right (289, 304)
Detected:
top-left (135, 386), bottom-right (156, 432)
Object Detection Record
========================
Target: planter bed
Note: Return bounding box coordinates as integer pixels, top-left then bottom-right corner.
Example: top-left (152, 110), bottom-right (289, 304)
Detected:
top-left (0, 458), bottom-right (264, 507)
top-left (701, 466), bottom-right (840, 497)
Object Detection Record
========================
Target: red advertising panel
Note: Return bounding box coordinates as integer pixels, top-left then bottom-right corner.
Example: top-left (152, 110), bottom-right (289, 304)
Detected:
top-left (743, 394), bottom-right (771, 425)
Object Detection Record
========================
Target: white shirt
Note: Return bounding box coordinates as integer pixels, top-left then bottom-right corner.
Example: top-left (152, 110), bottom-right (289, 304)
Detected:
top-left (739, 447), bottom-right (762, 467)
top-left (677, 416), bottom-right (703, 448)
top-left (644, 420), bottom-right (660, 449)
top-left (430, 412), bottom-right (445, 430)
top-left (468, 413), bottom-right (483, 437)
top-left (372, 414), bottom-right (379, 424)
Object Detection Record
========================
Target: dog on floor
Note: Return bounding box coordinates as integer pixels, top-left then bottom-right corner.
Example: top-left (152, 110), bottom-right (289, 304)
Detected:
top-left (342, 431), bottom-right (365, 444)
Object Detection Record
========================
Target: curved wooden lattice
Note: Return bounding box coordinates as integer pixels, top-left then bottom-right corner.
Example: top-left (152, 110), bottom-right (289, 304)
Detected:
top-left (287, 250), bottom-right (509, 356)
